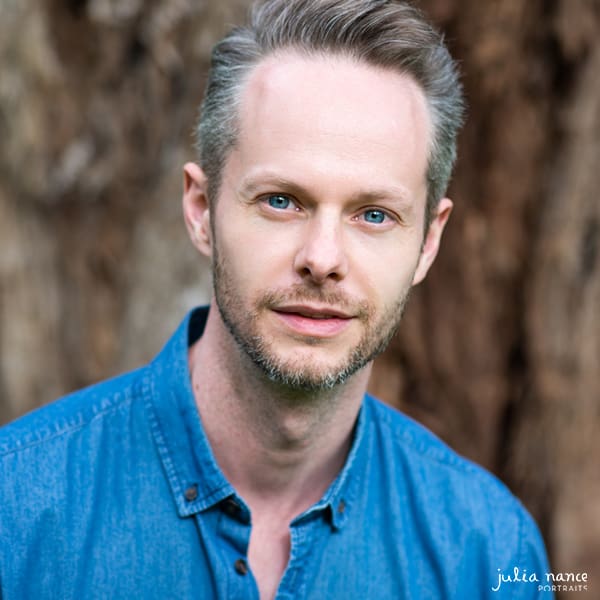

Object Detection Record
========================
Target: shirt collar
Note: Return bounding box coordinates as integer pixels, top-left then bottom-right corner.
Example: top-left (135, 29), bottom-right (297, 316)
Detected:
top-left (144, 306), bottom-right (369, 528)
top-left (144, 306), bottom-right (234, 518)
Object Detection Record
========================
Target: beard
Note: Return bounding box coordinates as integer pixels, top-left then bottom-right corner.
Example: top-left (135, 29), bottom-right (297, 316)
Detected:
top-left (212, 243), bottom-right (412, 393)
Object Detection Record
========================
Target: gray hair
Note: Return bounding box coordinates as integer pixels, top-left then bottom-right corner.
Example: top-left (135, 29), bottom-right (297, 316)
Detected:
top-left (196, 0), bottom-right (465, 223)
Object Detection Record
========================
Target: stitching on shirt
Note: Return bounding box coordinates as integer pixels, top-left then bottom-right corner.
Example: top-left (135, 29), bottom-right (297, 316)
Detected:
top-left (143, 383), bottom-right (186, 507)
top-left (0, 374), bottom-right (142, 458)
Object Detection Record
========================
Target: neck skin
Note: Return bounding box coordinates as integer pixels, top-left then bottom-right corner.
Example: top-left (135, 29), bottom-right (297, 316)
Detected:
top-left (188, 302), bottom-right (370, 523)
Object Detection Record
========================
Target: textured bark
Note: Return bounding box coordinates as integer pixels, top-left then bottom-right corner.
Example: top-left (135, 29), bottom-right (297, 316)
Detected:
top-left (0, 0), bottom-right (241, 416)
top-left (1, 0), bottom-right (598, 595)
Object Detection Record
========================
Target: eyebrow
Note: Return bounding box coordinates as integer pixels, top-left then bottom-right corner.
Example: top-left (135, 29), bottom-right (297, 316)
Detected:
top-left (238, 172), bottom-right (414, 208)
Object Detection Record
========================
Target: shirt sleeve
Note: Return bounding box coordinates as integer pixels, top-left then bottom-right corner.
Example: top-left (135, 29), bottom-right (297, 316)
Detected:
top-left (515, 510), bottom-right (555, 599)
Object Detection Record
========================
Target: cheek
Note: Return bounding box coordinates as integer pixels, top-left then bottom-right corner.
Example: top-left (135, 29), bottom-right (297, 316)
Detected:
top-left (215, 215), bottom-right (295, 289)
top-left (349, 236), bottom-right (422, 303)
top-left (359, 263), bottom-right (412, 311)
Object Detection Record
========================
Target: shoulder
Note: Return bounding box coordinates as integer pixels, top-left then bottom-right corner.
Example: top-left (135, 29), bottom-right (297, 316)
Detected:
top-left (0, 366), bottom-right (148, 459)
top-left (365, 394), bottom-right (512, 494)
top-left (362, 394), bottom-right (547, 550)
top-left (347, 395), bottom-right (552, 596)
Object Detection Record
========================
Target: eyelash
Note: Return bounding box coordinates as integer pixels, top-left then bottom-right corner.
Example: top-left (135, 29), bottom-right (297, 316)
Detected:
top-left (260, 194), bottom-right (395, 226)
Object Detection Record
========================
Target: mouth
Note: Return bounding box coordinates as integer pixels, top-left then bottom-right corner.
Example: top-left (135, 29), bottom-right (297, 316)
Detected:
top-left (272, 304), bottom-right (354, 338)
top-left (274, 304), bottom-right (354, 320)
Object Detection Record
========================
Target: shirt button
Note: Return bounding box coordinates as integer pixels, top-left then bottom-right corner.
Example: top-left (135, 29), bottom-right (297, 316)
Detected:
top-left (337, 499), bottom-right (346, 513)
top-left (234, 558), bottom-right (249, 576)
top-left (223, 498), bottom-right (240, 516)
top-left (184, 485), bottom-right (198, 501)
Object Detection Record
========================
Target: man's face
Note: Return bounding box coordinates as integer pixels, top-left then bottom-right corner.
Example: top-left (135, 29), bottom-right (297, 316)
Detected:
top-left (185, 53), bottom-right (450, 391)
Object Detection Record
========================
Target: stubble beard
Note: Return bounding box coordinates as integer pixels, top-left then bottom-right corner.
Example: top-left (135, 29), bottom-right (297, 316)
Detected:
top-left (212, 244), bottom-right (412, 393)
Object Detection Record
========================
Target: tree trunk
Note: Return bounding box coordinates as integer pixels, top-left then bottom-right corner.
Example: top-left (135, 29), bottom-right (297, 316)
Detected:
top-left (1, 0), bottom-right (598, 595)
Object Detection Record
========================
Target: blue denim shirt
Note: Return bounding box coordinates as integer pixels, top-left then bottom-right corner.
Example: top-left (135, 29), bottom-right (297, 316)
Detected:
top-left (1, 307), bottom-right (552, 599)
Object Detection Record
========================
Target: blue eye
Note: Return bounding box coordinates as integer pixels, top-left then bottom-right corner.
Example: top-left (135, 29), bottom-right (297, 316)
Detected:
top-left (363, 209), bottom-right (386, 224)
top-left (267, 195), bottom-right (291, 209)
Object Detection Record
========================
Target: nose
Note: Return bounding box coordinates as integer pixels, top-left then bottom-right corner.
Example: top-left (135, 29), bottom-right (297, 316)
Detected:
top-left (293, 211), bottom-right (349, 284)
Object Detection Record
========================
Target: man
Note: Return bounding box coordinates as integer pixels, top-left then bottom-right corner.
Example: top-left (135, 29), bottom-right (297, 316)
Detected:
top-left (0, 1), bottom-right (552, 598)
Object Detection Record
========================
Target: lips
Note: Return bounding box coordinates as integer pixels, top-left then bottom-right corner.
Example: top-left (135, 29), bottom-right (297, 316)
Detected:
top-left (274, 304), bottom-right (353, 319)
top-left (272, 304), bottom-right (354, 338)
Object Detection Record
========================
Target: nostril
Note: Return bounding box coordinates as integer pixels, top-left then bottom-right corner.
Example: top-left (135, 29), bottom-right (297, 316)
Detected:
top-left (300, 266), bottom-right (342, 284)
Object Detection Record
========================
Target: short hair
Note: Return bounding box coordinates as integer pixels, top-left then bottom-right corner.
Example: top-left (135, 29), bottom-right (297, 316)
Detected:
top-left (195, 0), bottom-right (465, 223)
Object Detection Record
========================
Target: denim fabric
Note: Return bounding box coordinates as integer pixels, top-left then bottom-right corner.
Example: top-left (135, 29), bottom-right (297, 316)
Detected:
top-left (0, 307), bottom-right (553, 599)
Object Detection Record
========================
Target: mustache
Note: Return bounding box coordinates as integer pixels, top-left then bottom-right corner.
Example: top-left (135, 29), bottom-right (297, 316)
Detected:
top-left (257, 284), bottom-right (372, 319)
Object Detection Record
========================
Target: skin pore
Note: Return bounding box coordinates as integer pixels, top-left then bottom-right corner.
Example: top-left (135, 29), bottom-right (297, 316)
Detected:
top-left (183, 52), bottom-right (452, 600)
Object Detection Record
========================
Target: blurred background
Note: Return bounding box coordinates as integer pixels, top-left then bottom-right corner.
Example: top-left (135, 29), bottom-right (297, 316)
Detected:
top-left (1, 0), bottom-right (598, 596)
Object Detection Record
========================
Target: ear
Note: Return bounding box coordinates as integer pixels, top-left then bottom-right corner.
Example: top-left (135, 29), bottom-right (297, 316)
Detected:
top-left (412, 197), bottom-right (453, 286)
top-left (182, 162), bottom-right (212, 257)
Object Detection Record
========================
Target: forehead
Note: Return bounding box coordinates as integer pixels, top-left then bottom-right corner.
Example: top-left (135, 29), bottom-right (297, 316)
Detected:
top-left (230, 52), bottom-right (431, 202)
top-left (240, 51), bottom-right (430, 148)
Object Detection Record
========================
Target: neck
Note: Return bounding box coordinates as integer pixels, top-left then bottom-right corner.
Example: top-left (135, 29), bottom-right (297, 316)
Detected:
top-left (189, 304), bottom-right (370, 521)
